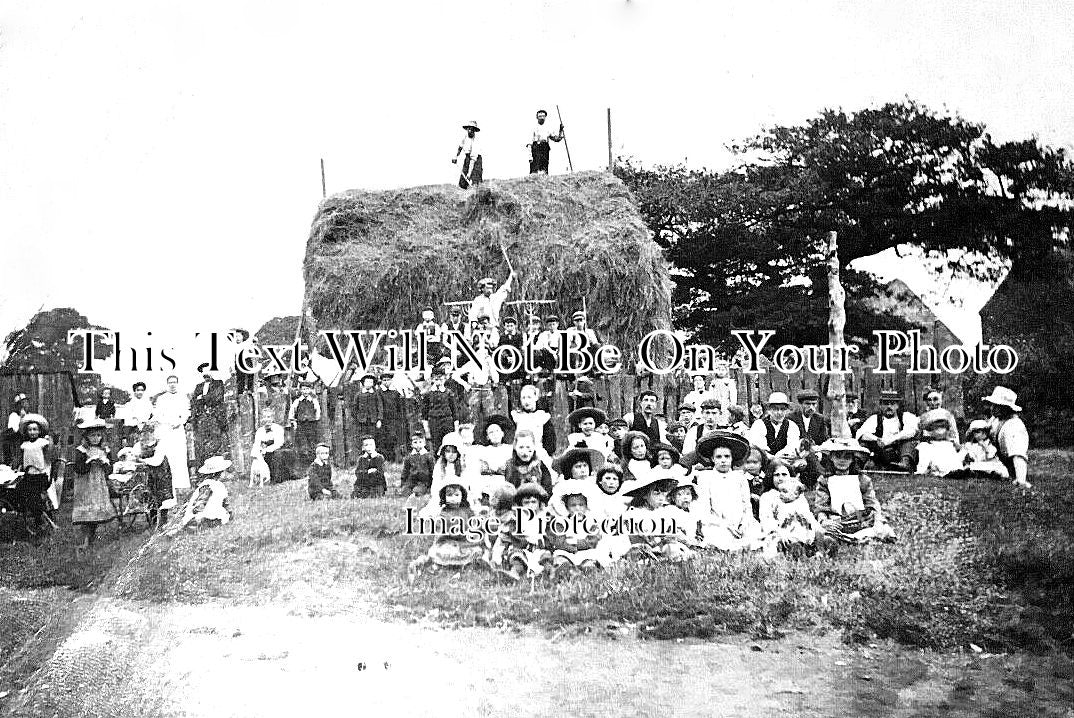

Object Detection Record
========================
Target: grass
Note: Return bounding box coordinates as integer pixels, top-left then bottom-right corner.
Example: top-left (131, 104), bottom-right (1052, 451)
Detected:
top-left (104, 451), bottom-right (1074, 654)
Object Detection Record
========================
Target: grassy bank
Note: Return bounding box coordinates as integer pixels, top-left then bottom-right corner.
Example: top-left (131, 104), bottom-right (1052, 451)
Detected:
top-left (111, 451), bottom-right (1074, 653)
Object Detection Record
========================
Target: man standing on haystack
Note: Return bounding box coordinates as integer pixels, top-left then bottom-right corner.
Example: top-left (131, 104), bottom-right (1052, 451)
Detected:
top-left (527, 109), bottom-right (563, 174)
top-left (453, 121), bottom-right (483, 189)
top-left (468, 272), bottom-right (516, 328)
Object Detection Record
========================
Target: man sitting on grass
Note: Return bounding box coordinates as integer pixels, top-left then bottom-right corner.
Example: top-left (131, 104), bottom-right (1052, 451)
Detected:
top-left (855, 390), bottom-right (918, 472)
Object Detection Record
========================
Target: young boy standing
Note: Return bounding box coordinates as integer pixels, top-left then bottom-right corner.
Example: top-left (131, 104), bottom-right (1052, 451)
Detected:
top-left (352, 435), bottom-right (386, 498)
top-left (288, 381), bottom-right (322, 465)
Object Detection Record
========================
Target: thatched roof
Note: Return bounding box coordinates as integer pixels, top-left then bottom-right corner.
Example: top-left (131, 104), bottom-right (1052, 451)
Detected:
top-left (303, 171), bottom-right (672, 355)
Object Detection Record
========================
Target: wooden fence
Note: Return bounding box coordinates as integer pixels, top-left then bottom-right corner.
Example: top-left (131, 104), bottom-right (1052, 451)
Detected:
top-left (226, 354), bottom-right (963, 470)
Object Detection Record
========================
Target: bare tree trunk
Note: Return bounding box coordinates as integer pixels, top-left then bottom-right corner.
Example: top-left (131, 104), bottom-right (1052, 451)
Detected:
top-left (827, 231), bottom-right (849, 439)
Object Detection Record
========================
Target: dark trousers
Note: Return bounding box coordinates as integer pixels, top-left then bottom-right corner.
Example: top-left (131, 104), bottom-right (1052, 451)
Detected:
top-left (530, 141), bottom-right (550, 173)
top-left (237, 371), bottom-right (255, 395)
top-left (295, 421), bottom-right (320, 465)
top-left (861, 437), bottom-right (916, 471)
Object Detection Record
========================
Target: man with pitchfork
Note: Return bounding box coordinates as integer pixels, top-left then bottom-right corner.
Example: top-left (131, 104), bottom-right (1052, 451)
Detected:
top-left (452, 120), bottom-right (484, 189)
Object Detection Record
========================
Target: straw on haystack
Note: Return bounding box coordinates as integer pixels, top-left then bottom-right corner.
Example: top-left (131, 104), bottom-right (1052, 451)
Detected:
top-left (303, 171), bottom-right (673, 357)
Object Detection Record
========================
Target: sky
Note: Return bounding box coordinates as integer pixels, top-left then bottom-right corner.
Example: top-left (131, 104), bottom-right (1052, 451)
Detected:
top-left (1, 0), bottom-right (1072, 387)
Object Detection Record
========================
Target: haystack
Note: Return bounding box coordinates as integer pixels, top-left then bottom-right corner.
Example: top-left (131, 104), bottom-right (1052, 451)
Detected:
top-left (303, 171), bottom-right (672, 358)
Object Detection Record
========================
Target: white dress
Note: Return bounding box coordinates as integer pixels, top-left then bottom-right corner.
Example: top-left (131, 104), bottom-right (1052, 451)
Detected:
top-left (153, 391), bottom-right (191, 490)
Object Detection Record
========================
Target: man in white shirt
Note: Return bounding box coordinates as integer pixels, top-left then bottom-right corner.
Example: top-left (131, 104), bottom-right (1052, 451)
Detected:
top-left (468, 273), bottom-right (516, 328)
top-left (855, 390), bottom-right (919, 471)
top-left (453, 120), bottom-right (483, 188)
top-left (124, 381), bottom-right (154, 442)
top-left (251, 415), bottom-right (287, 484)
top-left (748, 392), bottom-right (801, 461)
top-left (528, 109), bottom-right (563, 174)
top-left (153, 375), bottom-right (191, 493)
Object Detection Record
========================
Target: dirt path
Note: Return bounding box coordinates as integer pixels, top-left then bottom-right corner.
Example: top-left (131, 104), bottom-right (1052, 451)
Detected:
top-left (6, 594), bottom-right (1072, 718)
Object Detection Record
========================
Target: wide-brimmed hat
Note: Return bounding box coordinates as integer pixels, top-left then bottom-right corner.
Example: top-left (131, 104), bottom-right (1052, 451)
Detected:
top-left (766, 392), bottom-right (790, 406)
top-left (567, 406), bottom-right (607, 429)
top-left (20, 413), bottom-right (49, 434)
top-left (816, 437), bottom-right (870, 455)
top-left (670, 476), bottom-right (698, 500)
top-left (797, 389), bottom-right (819, 402)
top-left (553, 446), bottom-right (605, 477)
top-left (198, 456), bottom-right (233, 475)
top-left (919, 409), bottom-right (953, 429)
top-left (12, 393), bottom-right (27, 404)
top-left (981, 386), bottom-right (1021, 412)
top-left (480, 414), bottom-right (514, 439)
top-left (513, 482), bottom-right (548, 505)
top-left (651, 442), bottom-right (681, 465)
top-left (77, 418), bottom-right (107, 432)
top-left (695, 431), bottom-right (750, 463)
top-left (623, 474), bottom-right (678, 498)
top-left (551, 479), bottom-right (599, 514)
top-left (438, 432), bottom-right (463, 456)
top-left (462, 120), bottom-right (481, 132)
top-left (967, 419), bottom-right (991, 434)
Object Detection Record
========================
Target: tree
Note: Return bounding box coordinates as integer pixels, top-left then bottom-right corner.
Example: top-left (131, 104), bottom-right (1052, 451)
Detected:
top-left (2, 307), bottom-right (112, 373)
top-left (616, 100), bottom-right (1074, 352)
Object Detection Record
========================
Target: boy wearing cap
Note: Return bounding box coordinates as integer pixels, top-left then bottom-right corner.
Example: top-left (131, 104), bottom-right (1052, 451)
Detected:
top-left (468, 272), bottom-right (516, 328)
top-left (535, 315), bottom-right (563, 376)
top-left (855, 390), bottom-right (919, 471)
top-left (566, 310), bottom-right (600, 377)
top-left (421, 366), bottom-right (460, 453)
top-left (353, 372), bottom-right (384, 450)
top-left (789, 389), bottom-right (830, 445)
top-left (748, 392), bottom-right (802, 462)
top-left (682, 398), bottom-right (724, 457)
top-left (415, 307), bottom-right (445, 369)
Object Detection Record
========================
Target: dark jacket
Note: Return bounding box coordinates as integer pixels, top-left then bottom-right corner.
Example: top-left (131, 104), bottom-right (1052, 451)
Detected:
top-left (790, 411), bottom-right (830, 445)
top-left (353, 453), bottom-right (386, 492)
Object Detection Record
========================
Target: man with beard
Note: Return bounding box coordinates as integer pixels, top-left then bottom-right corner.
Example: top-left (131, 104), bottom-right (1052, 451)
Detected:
top-left (855, 389), bottom-right (919, 471)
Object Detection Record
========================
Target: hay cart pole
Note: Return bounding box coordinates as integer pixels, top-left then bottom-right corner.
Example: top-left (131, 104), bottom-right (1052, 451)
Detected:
top-left (555, 105), bottom-right (573, 172)
top-left (826, 231), bottom-right (849, 438)
top-left (320, 158), bottom-right (326, 199)
top-left (607, 108), bottom-right (613, 170)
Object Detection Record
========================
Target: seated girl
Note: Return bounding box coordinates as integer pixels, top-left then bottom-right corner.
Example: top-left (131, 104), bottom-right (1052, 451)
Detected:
top-left (813, 437), bottom-right (896, 543)
top-left (650, 442), bottom-right (686, 482)
top-left (692, 431), bottom-right (763, 552)
top-left (758, 461), bottom-right (826, 558)
top-left (472, 415), bottom-right (513, 509)
top-left (960, 419), bottom-right (1008, 479)
top-left (665, 476), bottom-right (704, 548)
top-left (166, 456), bottom-right (232, 537)
top-left (552, 446), bottom-right (604, 485)
top-left (914, 409), bottom-right (964, 477)
top-left (409, 478), bottom-right (486, 580)
top-left (490, 483), bottom-right (553, 581)
top-left (619, 431), bottom-right (654, 487)
top-left (546, 481), bottom-right (606, 574)
top-left (503, 429), bottom-right (554, 497)
top-left (621, 475), bottom-right (695, 561)
top-left (740, 446), bottom-right (768, 520)
top-left (565, 407), bottom-right (614, 459)
top-left (592, 464), bottom-right (630, 520)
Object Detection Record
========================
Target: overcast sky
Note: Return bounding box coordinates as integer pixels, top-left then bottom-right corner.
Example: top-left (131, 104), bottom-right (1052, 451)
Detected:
top-left (2, 1), bottom-right (1071, 386)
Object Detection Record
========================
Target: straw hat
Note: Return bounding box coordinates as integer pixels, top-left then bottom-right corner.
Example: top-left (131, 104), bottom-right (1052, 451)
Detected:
top-left (766, 392), bottom-right (790, 406)
top-left (816, 437), bottom-right (870, 454)
top-left (695, 431), bottom-right (750, 463)
top-left (438, 432), bottom-right (463, 457)
top-left (981, 386), bottom-right (1021, 412)
top-left (967, 419), bottom-right (991, 434)
top-left (462, 121), bottom-right (481, 132)
top-left (77, 418), bottom-right (107, 432)
top-left (551, 479), bottom-right (599, 514)
top-left (670, 476), bottom-right (698, 500)
top-left (198, 456), bottom-right (233, 475)
top-left (19, 413), bottom-right (49, 434)
top-left (919, 409), bottom-right (953, 429)
top-left (651, 442), bottom-right (682, 465)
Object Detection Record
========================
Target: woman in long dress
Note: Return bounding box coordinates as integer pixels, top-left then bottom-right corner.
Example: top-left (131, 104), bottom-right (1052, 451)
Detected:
top-left (152, 375), bottom-right (191, 497)
top-left (72, 419), bottom-right (118, 547)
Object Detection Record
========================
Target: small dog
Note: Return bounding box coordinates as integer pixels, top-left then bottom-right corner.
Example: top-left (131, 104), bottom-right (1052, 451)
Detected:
top-left (249, 455), bottom-right (270, 488)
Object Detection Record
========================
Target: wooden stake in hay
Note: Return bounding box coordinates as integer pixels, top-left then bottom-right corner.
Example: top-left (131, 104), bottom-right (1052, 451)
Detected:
top-left (303, 171), bottom-right (673, 359)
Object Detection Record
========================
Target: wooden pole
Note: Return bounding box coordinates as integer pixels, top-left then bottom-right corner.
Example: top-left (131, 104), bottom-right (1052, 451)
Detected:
top-left (320, 158), bottom-right (326, 199)
top-left (607, 108), bottom-right (613, 170)
top-left (826, 231), bottom-right (849, 438)
top-left (555, 105), bottom-right (574, 172)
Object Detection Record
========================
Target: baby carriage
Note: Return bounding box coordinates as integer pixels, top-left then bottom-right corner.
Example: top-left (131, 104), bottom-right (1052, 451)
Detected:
top-left (0, 462), bottom-right (60, 539)
top-left (107, 451), bottom-right (152, 531)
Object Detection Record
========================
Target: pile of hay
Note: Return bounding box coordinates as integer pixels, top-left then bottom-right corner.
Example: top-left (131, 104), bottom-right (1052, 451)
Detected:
top-left (303, 171), bottom-right (672, 355)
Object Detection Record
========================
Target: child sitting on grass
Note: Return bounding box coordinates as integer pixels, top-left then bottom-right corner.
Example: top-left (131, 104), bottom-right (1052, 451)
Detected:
top-left (421, 433), bottom-right (472, 518)
top-left (759, 461), bottom-right (826, 558)
top-left (650, 442), bottom-right (686, 481)
top-left (547, 482), bottom-right (605, 575)
top-left (408, 479), bottom-right (486, 580)
top-left (307, 443), bottom-right (338, 500)
top-left (621, 476), bottom-right (695, 561)
top-left (666, 476), bottom-right (704, 549)
top-left (693, 431), bottom-right (763, 552)
top-left (813, 438), bottom-right (896, 544)
top-left (491, 483), bottom-right (553, 581)
top-left (960, 419), bottom-right (1008, 479)
top-left (352, 435), bottom-right (386, 498)
top-left (400, 432), bottom-right (434, 507)
top-left (740, 446), bottom-right (768, 519)
top-left (915, 410), bottom-right (964, 477)
top-left (167, 456), bottom-right (232, 537)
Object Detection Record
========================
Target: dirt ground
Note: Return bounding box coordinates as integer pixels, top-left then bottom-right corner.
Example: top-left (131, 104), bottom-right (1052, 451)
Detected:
top-left (5, 591), bottom-right (1072, 718)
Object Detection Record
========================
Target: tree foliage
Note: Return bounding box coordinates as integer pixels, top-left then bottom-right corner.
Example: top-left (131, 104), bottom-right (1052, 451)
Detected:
top-left (616, 100), bottom-right (1074, 351)
top-left (1, 307), bottom-right (112, 374)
